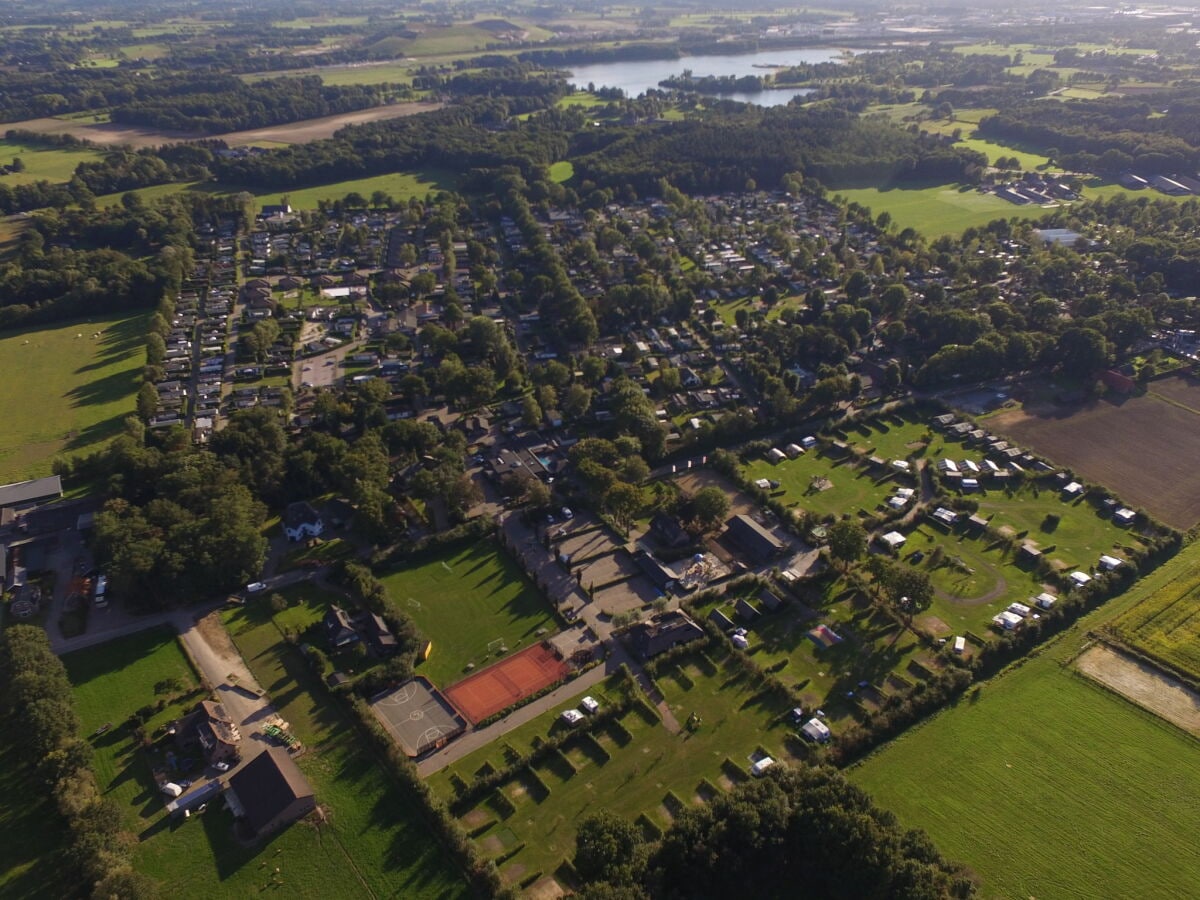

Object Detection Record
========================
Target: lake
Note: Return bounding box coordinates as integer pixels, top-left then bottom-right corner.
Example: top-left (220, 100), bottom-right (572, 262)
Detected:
top-left (568, 47), bottom-right (856, 107)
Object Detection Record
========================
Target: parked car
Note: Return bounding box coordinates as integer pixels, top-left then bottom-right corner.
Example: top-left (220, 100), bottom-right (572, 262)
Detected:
top-left (561, 507), bottom-right (574, 520)
top-left (214, 761), bottom-right (231, 772)
top-left (245, 581), bottom-right (267, 594)
top-left (580, 696), bottom-right (600, 715)
top-left (560, 709), bottom-right (584, 726)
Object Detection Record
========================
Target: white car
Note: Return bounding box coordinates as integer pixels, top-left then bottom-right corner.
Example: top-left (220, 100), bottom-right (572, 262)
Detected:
top-left (560, 709), bottom-right (584, 726)
top-left (245, 581), bottom-right (267, 594)
top-left (214, 761), bottom-right (231, 772)
top-left (580, 696), bottom-right (600, 715)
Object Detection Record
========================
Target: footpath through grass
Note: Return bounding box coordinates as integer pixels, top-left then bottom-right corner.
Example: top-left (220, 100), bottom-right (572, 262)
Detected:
top-left (377, 541), bottom-right (556, 688)
top-left (851, 543), bottom-right (1200, 900)
top-left (0, 311), bottom-right (148, 482)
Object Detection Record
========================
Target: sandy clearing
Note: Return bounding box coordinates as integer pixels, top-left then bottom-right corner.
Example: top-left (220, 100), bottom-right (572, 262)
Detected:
top-left (1077, 643), bottom-right (1200, 736)
top-left (5, 101), bottom-right (443, 149)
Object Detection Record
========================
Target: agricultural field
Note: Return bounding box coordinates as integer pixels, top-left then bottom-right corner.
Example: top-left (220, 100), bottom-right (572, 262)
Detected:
top-left (221, 591), bottom-right (472, 898)
top-left (851, 547), bottom-right (1200, 900)
top-left (376, 541), bottom-right (556, 688)
top-left (988, 376), bottom-right (1200, 529)
top-left (433, 648), bottom-right (802, 885)
top-left (0, 311), bottom-right (149, 483)
top-left (0, 137), bottom-right (103, 185)
top-left (1110, 562), bottom-right (1200, 680)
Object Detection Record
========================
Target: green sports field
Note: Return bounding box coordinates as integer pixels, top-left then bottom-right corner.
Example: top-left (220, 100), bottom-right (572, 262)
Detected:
top-left (377, 541), bottom-right (556, 687)
top-left (851, 548), bottom-right (1200, 900)
top-left (836, 182), bottom-right (1052, 238)
top-left (0, 311), bottom-right (148, 482)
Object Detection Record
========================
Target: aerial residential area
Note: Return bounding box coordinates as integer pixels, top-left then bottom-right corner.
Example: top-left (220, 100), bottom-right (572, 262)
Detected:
top-left (1, 1), bottom-right (1199, 898)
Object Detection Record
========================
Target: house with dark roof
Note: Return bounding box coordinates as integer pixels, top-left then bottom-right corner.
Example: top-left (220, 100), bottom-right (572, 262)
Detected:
top-left (650, 512), bottom-right (691, 550)
top-left (735, 597), bottom-right (761, 623)
top-left (708, 608), bottom-right (736, 631)
top-left (324, 605), bottom-right (359, 648)
top-left (724, 514), bottom-right (785, 564)
top-left (633, 550), bottom-right (677, 593)
top-left (359, 612), bottom-right (398, 657)
top-left (226, 746), bottom-right (315, 839)
top-left (627, 610), bottom-right (705, 660)
top-left (284, 501), bottom-right (324, 542)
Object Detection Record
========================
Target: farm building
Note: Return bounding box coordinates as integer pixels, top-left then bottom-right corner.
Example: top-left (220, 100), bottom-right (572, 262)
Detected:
top-left (225, 747), bottom-right (315, 840)
top-left (628, 611), bottom-right (705, 660)
top-left (724, 514), bottom-right (785, 563)
top-left (0, 476), bottom-right (62, 513)
top-left (801, 718), bottom-right (832, 743)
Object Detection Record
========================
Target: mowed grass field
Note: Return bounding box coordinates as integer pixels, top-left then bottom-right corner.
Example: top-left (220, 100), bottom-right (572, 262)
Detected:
top-left (377, 541), bottom-right (555, 687)
top-left (1110, 562), bottom-right (1200, 680)
top-left (836, 182), bottom-right (1053, 238)
top-left (0, 311), bottom-right (148, 482)
top-left (851, 545), bottom-right (1200, 900)
top-left (221, 598), bottom-right (471, 899)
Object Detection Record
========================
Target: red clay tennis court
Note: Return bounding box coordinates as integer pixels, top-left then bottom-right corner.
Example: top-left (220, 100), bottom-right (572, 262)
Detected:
top-left (444, 643), bottom-right (569, 724)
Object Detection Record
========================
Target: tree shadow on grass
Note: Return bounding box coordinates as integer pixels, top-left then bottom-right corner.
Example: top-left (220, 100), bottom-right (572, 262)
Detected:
top-left (65, 366), bottom-right (140, 409)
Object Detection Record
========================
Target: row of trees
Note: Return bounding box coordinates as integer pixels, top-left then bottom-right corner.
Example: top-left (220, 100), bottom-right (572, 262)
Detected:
top-left (0, 627), bottom-right (158, 898)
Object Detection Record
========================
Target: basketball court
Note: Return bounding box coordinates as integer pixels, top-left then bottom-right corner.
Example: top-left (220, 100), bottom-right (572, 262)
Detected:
top-left (443, 642), bottom-right (570, 724)
top-left (371, 677), bottom-right (466, 757)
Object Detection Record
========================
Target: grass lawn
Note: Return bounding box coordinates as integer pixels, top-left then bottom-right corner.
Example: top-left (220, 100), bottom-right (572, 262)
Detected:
top-left (836, 412), bottom-right (933, 461)
top-left (436, 648), bottom-right (802, 882)
top-left (836, 182), bottom-right (1051, 238)
top-left (377, 541), bottom-right (556, 687)
top-left (252, 169), bottom-right (454, 209)
top-left (0, 138), bottom-right (103, 184)
top-left (0, 311), bottom-right (149, 482)
top-left (743, 451), bottom-right (899, 522)
top-left (850, 544), bottom-right (1200, 900)
top-left (221, 592), bottom-right (471, 898)
top-left (549, 160), bottom-right (574, 183)
top-left (689, 579), bottom-right (931, 724)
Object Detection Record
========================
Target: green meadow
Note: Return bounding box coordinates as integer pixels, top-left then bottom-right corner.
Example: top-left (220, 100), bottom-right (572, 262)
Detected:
top-left (0, 311), bottom-right (148, 482)
top-left (851, 545), bottom-right (1200, 900)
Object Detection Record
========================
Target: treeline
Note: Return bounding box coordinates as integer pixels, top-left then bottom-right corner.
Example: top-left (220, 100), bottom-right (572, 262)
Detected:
top-left (570, 105), bottom-right (984, 194)
top-left (658, 72), bottom-right (767, 94)
top-left (572, 767), bottom-right (976, 898)
top-left (979, 95), bottom-right (1200, 173)
top-left (0, 626), bottom-right (160, 899)
top-left (211, 101), bottom-right (566, 192)
top-left (109, 76), bottom-right (397, 135)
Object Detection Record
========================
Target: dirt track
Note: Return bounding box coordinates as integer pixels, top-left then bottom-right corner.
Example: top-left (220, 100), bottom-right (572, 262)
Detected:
top-left (1077, 644), bottom-right (1200, 736)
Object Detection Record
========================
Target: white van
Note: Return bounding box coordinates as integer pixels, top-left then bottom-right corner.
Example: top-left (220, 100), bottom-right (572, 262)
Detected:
top-left (93, 574), bottom-right (108, 608)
